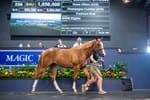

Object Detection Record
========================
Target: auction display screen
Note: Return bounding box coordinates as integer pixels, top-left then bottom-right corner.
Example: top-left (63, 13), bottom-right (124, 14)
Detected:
top-left (10, 0), bottom-right (110, 37)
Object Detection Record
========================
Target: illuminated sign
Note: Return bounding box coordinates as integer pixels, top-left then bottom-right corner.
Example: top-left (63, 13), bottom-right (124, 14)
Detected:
top-left (10, 0), bottom-right (110, 37)
top-left (0, 50), bottom-right (42, 66)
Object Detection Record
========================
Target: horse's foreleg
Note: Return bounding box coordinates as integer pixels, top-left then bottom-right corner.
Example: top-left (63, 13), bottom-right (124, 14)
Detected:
top-left (72, 81), bottom-right (77, 93)
top-left (82, 67), bottom-right (90, 82)
top-left (82, 67), bottom-right (90, 91)
top-left (51, 66), bottom-right (63, 93)
top-left (72, 66), bottom-right (79, 93)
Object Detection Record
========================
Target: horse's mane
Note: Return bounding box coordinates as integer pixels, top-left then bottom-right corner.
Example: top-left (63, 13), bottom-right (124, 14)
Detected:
top-left (68, 40), bottom-right (95, 51)
top-left (80, 40), bottom-right (95, 49)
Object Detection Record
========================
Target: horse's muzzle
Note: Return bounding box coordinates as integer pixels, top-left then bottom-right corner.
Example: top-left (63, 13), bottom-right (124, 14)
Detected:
top-left (100, 54), bottom-right (105, 57)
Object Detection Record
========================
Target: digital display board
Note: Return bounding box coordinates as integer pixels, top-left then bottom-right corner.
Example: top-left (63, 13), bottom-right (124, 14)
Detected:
top-left (10, 0), bottom-right (110, 37)
top-left (149, 16), bottom-right (150, 37)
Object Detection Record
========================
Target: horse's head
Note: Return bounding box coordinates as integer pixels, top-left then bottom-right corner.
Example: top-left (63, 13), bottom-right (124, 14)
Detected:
top-left (93, 38), bottom-right (106, 57)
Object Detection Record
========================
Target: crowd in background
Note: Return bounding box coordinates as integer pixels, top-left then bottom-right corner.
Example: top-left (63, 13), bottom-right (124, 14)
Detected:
top-left (17, 37), bottom-right (83, 49)
top-left (18, 41), bottom-right (44, 48)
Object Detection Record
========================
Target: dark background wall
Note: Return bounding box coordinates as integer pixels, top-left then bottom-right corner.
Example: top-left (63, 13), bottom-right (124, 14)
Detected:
top-left (104, 49), bottom-right (150, 89)
top-left (0, 0), bottom-right (148, 52)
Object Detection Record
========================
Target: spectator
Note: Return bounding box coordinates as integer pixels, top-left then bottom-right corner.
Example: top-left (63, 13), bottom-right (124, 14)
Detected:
top-left (73, 37), bottom-right (82, 47)
top-left (26, 43), bottom-right (32, 48)
top-left (117, 48), bottom-right (122, 53)
top-left (38, 42), bottom-right (44, 48)
top-left (55, 39), bottom-right (66, 48)
top-left (18, 43), bottom-right (23, 48)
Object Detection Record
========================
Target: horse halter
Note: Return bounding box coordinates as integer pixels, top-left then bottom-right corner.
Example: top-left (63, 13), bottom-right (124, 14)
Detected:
top-left (94, 40), bottom-right (105, 57)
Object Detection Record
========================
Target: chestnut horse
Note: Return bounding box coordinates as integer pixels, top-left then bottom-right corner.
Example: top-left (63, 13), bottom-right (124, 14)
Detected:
top-left (31, 38), bottom-right (106, 94)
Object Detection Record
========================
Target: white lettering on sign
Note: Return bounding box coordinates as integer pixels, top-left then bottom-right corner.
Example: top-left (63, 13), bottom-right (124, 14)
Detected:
top-left (5, 55), bottom-right (34, 62)
top-left (38, 55), bottom-right (41, 61)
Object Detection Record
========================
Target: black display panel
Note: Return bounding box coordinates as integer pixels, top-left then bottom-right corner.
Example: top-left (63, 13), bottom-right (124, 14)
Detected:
top-left (149, 16), bottom-right (150, 37)
top-left (10, 0), bottom-right (110, 37)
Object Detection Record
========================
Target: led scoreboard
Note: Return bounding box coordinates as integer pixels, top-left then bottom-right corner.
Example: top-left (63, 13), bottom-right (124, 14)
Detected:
top-left (10, 0), bottom-right (110, 37)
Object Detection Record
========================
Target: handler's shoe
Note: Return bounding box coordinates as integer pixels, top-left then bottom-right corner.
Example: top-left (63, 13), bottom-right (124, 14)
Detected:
top-left (98, 90), bottom-right (107, 94)
top-left (82, 84), bottom-right (88, 93)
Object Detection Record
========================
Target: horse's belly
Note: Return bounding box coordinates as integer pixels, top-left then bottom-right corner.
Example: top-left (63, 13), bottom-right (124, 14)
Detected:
top-left (57, 63), bottom-right (73, 68)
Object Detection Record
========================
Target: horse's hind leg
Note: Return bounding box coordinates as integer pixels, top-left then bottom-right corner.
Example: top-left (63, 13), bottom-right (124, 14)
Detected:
top-left (51, 66), bottom-right (63, 93)
top-left (31, 67), bottom-right (45, 94)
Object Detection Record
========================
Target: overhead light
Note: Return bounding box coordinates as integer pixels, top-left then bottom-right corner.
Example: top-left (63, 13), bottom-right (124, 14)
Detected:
top-left (147, 46), bottom-right (150, 53)
top-left (147, 39), bottom-right (150, 53)
top-left (122, 0), bottom-right (131, 4)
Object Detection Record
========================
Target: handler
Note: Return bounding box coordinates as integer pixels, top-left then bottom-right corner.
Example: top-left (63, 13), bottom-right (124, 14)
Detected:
top-left (82, 50), bottom-right (107, 94)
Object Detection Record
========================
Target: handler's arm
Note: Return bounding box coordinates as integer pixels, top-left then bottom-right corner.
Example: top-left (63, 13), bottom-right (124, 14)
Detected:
top-left (90, 55), bottom-right (97, 63)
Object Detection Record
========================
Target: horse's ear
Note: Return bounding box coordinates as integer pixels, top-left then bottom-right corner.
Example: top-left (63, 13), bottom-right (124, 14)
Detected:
top-left (95, 37), bottom-right (103, 41)
top-left (95, 37), bottom-right (99, 41)
top-left (100, 37), bottom-right (103, 41)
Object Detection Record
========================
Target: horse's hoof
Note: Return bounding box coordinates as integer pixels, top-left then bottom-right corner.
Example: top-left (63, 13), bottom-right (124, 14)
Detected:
top-left (59, 91), bottom-right (63, 94)
top-left (31, 91), bottom-right (35, 95)
top-left (74, 90), bottom-right (77, 94)
top-left (27, 92), bottom-right (35, 96)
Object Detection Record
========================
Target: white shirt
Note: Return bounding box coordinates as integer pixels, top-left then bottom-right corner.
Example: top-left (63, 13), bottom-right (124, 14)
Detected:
top-left (57, 44), bottom-right (66, 48)
top-left (73, 42), bottom-right (82, 47)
